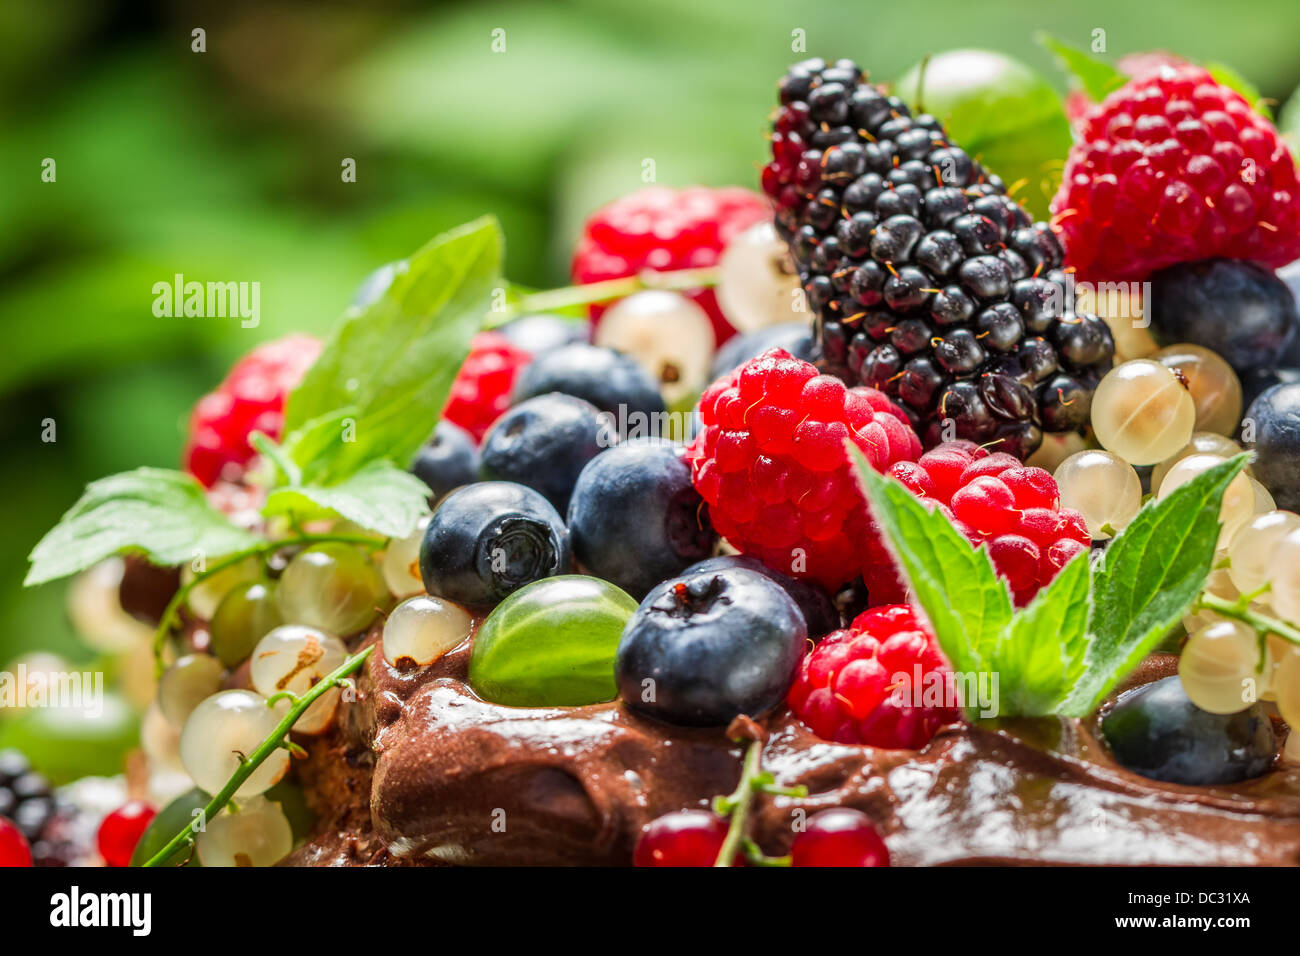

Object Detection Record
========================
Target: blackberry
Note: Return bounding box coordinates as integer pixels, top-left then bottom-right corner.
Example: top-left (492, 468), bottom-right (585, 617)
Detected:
top-left (762, 58), bottom-right (1114, 459)
top-left (0, 749), bottom-right (82, 866)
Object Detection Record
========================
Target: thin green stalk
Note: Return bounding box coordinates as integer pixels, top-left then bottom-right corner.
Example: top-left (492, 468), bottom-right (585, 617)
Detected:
top-left (712, 737), bottom-right (804, 867)
top-left (141, 645), bottom-right (373, 867)
top-left (1196, 591), bottom-right (1300, 648)
top-left (151, 531), bottom-right (386, 673)
top-left (485, 266), bottom-right (719, 327)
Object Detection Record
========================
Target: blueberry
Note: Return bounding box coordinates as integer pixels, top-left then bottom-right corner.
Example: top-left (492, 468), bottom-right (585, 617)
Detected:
top-left (1149, 259), bottom-right (1298, 375)
top-left (1100, 676), bottom-right (1276, 786)
top-left (567, 444), bottom-right (717, 599)
top-left (682, 554), bottom-right (840, 638)
top-left (1242, 383), bottom-right (1300, 511)
top-left (511, 344), bottom-right (666, 431)
top-left (479, 393), bottom-right (614, 514)
top-left (419, 481), bottom-right (571, 610)
top-left (411, 420), bottom-right (478, 501)
top-left (495, 314), bottom-right (591, 355)
top-left (710, 323), bottom-right (816, 379)
top-left (615, 567), bottom-right (807, 727)
top-left (1241, 366), bottom-right (1300, 409)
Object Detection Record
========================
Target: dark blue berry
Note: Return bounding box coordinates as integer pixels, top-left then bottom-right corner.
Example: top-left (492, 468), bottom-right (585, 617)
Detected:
top-left (1241, 367), bottom-right (1300, 411)
top-left (511, 344), bottom-right (666, 428)
top-left (1150, 259), bottom-right (1298, 376)
top-left (495, 314), bottom-right (590, 354)
top-left (411, 421), bottom-right (478, 501)
top-left (615, 568), bottom-right (806, 727)
top-left (1242, 382), bottom-right (1300, 511)
top-left (567, 443), bottom-right (716, 599)
top-left (479, 393), bottom-right (613, 514)
top-left (682, 554), bottom-right (840, 638)
top-left (1100, 676), bottom-right (1276, 786)
top-left (419, 481), bottom-right (571, 610)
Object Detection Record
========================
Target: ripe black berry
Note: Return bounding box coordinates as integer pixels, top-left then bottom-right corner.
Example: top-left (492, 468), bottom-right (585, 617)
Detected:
top-left (762, 58), bottom-right (1114, 457)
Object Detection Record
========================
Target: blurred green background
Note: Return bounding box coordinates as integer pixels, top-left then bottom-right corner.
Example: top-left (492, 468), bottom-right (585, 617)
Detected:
top-left (4, 0), bottom-right (1300, 675)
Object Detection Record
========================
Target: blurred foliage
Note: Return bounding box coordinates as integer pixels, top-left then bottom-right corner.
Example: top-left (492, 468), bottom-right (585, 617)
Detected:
top-left (3, 0), bottom-right (1300, 684)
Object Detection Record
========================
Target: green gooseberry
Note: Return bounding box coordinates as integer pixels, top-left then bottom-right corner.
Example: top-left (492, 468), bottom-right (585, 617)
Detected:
top-left (469, 575), bottom-right (637, 707)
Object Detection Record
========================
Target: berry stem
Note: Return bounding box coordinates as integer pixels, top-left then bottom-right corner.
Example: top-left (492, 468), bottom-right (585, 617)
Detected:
top-left (711, 737), bottom-right (806, 867)
top-left (140, 644), bottom-right (373, 867)
top-left (1196, 590), bottom-right (1300, 648)
top-left (484, 266), bottom-right (719, 327)
top-left (151, 531), bottom-right (387, 674)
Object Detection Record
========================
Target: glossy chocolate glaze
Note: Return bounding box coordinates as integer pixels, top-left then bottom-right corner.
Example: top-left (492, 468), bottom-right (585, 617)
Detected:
top-left (284, 636), bottom-right (1300, 866)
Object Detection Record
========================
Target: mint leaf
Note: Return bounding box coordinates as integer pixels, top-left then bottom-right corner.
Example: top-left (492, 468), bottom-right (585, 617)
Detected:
top-left (1037, 33), bottom-right (1126, 102)
top-left (852, 451), bottom-right (1011, 676)
top-left (1060, 453), bottom-right (1249, 716)
top-left (262, 460), bottom-right (431, 539)
top-left (996, 552), bottom-right (1091, 716)
top-left (1205, 63), bottom-right (1273, 119)
top-left (26, 468), bottom-right (260, 586)
top-left (283, 216), bottom-right (502, 484)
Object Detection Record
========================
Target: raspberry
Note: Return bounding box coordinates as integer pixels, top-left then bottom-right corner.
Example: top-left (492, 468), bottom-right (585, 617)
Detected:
top-left (572, 186), bottom-right (770, 346)
top-left (441, 331), bottom-right (532, 442)
top-left (763, 58), bottom-right (1114, 460)
top-left (1053, 64), bottom-right (1300, 281)
top-left (686, 348), bottom-right (921, 592)
top-left (787, 604), bottom-right (959, 749)
top-left (184, 334), bottom-right (321, 487)
top-left (1065, 52), bottom-right (1187, 129)
top-left (889, 440), bottom-right (1090, 605)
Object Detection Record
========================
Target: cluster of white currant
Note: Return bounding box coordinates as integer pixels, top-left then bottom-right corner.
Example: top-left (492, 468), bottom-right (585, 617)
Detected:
top-left (1034, 319), bottom-right (1300, 728)
top-left (146, 517), bottom-right (479, 866)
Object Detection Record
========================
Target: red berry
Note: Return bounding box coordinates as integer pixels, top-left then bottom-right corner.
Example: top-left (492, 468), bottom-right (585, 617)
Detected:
top-left (888, 442), bottom-right (1090, 605)
top-left (184, 334), bottom-right (321, 487)
top-left (572, 186), bottom-right (769, 345)
top-left (1052, 64), bottom-right (1300, 281)
top-left (787, 604), bottom-right (959, 749)
top-left (442, 331), bottom-right (532, 442)
top-left (0, 816), bottom-right (32, 867)
top-left (96, 801), bottom-right (156, 868)
top-left (634, 810), bottom-right (731, 867)
top-left (686, 348), bottom-right (922, 592)
top-left (791, 808), bottom-right (890, 867)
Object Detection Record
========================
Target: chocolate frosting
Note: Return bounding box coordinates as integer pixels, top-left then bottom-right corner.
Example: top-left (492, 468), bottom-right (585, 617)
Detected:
top-left (284, 632), bottom-right (1300, 866)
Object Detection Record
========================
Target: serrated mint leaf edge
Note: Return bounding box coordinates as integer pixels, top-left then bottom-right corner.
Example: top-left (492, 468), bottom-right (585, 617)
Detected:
top-left (25, 467), bottom-right (260, 587)
top-left (852, 450), bottom-right (1012, 676)
top-left (262, 459), bottom-right (431, 539)
top-left (1059, 454), bottom-right (1248, 716)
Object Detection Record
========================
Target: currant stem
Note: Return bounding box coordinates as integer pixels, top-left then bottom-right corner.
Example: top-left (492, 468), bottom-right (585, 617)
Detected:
top-left (151, 531), bottom-right (387, 674)
top-left (484, 266), bottom-right (719, 327)
top-left (141, 645), bottom-right (373, 867)
top-left (712, 737), bottom-right (807, 867)
top-left (1196, 591), bottom-right (1300, 648)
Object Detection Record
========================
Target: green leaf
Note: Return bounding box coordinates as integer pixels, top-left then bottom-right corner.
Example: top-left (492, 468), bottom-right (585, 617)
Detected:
top-left (852, 451), bottom-right (1011, 676)
top-left (262, 459), bottom-right (431, 539)
top-left (1037, 33), bottom-right (1126, 101)
top-left (1205, 62), bottom-right (1273, 119)
top-left (995, 552), bottom-right (1091, 716)
top-left (25, 468), bottom-right (259, 586)
top-left (283, 216), bottom-right (502, 484)
top-left (1060, 453), bottom-right (1250, 716)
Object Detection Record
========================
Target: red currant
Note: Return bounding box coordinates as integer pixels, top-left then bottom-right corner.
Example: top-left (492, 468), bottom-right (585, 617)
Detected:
top-left (0, 816), bottom-right (32, 867)
top-left (790, 808), bottom-right (890, 867)
top-left (634, 810), bottom-right (731, 867)
top-left (97, 801), bottom-right (156, 868)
